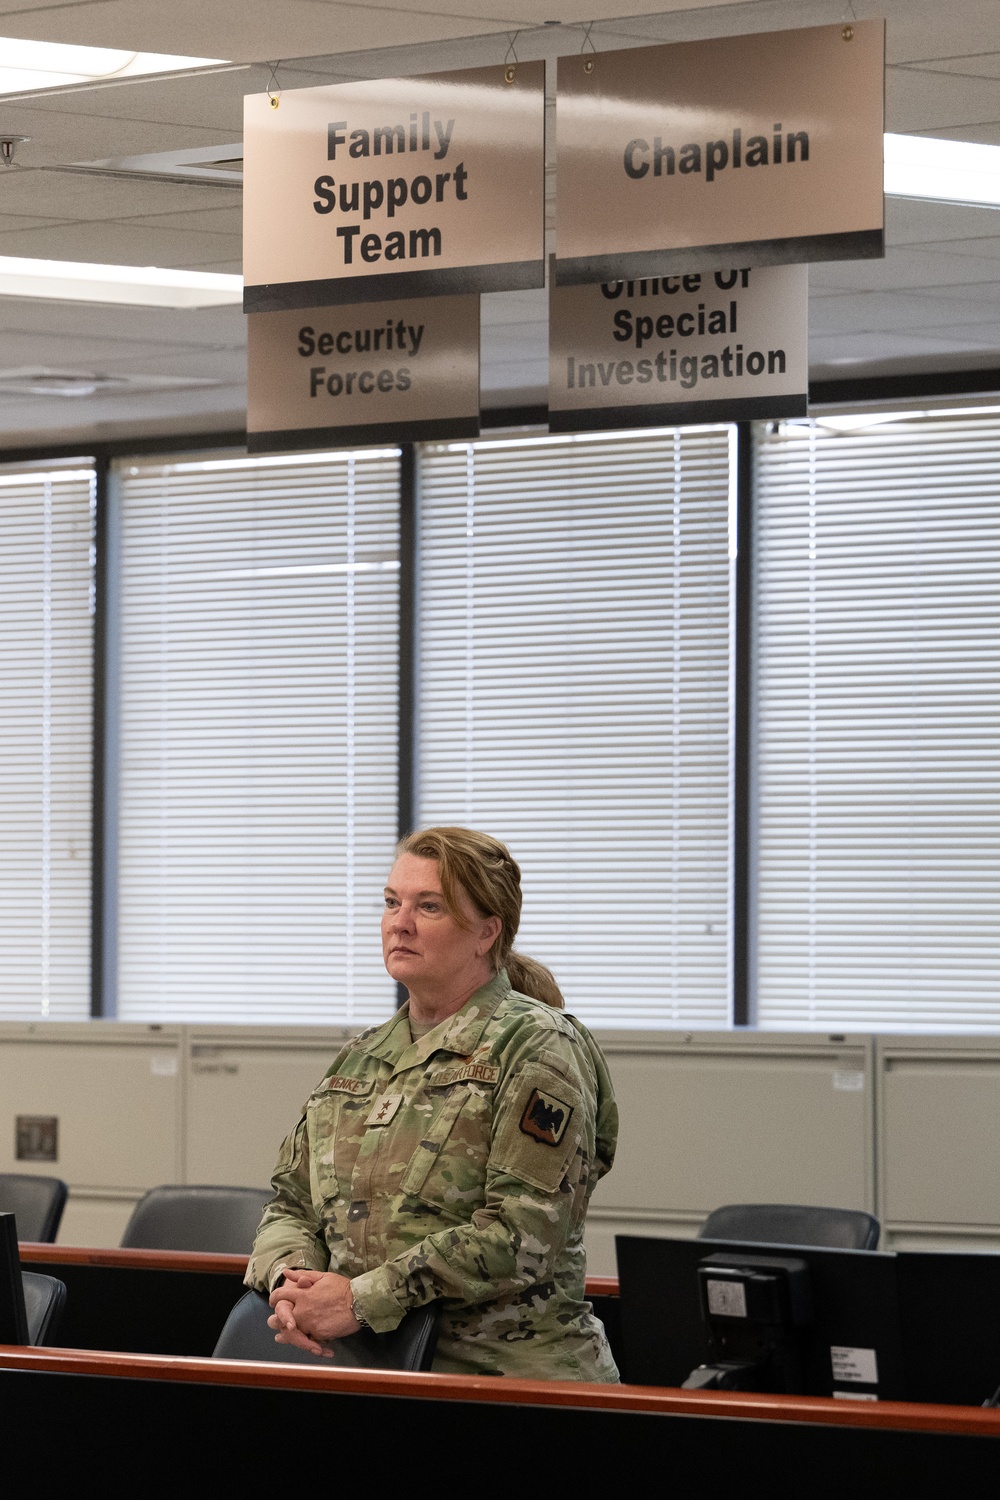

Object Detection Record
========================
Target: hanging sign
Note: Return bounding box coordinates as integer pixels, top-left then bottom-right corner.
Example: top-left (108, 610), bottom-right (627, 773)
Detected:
top-left (246, 293), bottom-right (479, 451)
top-left (556, 22), bottom-right (884, 285)
top-left (244, 63), bottom-right (545, 313)
top-left (549, 264), bottom-right (808, 431)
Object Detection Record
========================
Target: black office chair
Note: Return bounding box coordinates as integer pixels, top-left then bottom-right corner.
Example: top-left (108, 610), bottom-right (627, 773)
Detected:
top-left (699, 1203), bottom-right (880, 1251)
top-left (0, 1173), bottom-right (68, 1243)
top-left (23, 1271), bottom-right (67, 1345)
top-left (213, 1289), bottom-right (440, 1372)
top-left (120, 1185), bottom-right (273, 1254)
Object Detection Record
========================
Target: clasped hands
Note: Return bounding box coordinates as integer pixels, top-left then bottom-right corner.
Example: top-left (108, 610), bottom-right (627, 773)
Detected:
top-left (267, 1268), bottom-right (362, 1356)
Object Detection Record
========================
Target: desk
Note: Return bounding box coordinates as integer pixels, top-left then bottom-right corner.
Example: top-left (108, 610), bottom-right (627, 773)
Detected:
top-left (0, 1346), bottom-right (996, 1491)
top-left (18, 1244), bottom-right (624, 1362)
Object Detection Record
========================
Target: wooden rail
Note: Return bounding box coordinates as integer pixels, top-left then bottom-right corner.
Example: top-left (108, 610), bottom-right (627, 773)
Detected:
top-left (19, 1242), bottom-right (249, 1276)
top-left (18, 1243), bottom-right (621, 1296)
top-left (0, 1344), bottom-right (997, 1437)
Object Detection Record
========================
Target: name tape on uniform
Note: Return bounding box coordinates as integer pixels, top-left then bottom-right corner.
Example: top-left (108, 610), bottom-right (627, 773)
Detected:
top-left (325, 1075), bottom-right (375, 1095)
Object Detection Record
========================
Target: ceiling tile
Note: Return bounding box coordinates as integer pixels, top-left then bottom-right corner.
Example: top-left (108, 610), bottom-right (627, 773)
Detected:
top-left (0, 217), bottom-right (240, 267)
top-left (124, 205), bottom-right (243, 233)
top-left (886, 198), bottom-right (1000, 246)
top-left (886, 64), bottom-right (1000, 133)
top-left (0, 298), bottom-right (246, 348)
top-left (810, 291), bottom-right (996, 337)
top-left (809, 246), bottom-right (1000, 294)
top-left (0, 0), bottom-right (515, 63)
top-left (0, 168), bottom-right (240, 221)
top-left (906, 54), bottom-right (1000, 81)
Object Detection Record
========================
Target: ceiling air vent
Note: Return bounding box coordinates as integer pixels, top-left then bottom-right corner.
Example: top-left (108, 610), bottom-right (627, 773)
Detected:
top-left (0, 368), bottom-right (223, 398)
top-left (65, 143), bottom-right (243, 188)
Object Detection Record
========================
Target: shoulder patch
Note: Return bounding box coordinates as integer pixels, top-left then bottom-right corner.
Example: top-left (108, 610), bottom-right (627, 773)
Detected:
top-left (324, 1074), bottom-right (374, 1096)
top-left (519, 1086), bottom-right (574, 1147)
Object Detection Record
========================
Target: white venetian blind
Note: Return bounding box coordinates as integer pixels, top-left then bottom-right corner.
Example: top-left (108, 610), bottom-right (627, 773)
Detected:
top-left (754, 412), bottom-right (1000, 1030)
top-left (0, 462), bottom-right (94, 1020)
top-left (417, 427), bottom-right (734, 1028)
top-left (116, 449), bottom-right (400, 1025)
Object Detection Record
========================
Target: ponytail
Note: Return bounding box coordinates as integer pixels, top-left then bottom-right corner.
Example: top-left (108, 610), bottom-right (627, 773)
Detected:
top-left (505, 951), bottom-right (565, 1010)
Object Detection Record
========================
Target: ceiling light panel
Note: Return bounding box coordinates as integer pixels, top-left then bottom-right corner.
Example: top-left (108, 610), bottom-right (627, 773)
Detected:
top-left (0, 37), bottom-right (227, 97)
top-left (884, 133), bottom-right (1000, 209)
top-left (0, 256), bottom-right (242, 308)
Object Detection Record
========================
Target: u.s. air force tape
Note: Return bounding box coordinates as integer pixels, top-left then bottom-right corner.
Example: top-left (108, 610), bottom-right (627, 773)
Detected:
top-left (519, 1086), bottom-right (573, 1147)
top-left (432, 1061), bottom-right (500, 1087)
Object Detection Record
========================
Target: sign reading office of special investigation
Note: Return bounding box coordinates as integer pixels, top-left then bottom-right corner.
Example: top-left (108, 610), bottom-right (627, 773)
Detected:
top-left (549, 264), bottom-right (808, 432)
top-left (556, 21), bottom-right (885, 285)
top-left (243, 63), bottom-right (544, 313)
top-left (247, 294), bottom-right (479, 451)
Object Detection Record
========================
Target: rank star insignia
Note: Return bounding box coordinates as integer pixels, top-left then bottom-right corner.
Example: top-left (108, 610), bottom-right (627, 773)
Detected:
top-left (367, 1091), bottom-right (403, 1127)
top-left (519, 1086), bottom-right (573, 1147)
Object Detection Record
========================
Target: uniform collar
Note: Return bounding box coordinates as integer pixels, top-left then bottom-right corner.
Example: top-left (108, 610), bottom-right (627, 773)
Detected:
top-left (360, 970), bottom-right (511, 1073)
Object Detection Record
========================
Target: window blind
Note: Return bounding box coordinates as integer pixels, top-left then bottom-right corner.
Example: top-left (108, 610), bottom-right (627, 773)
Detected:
top-left (754, 412), bottom-right (1000, 1030)
top-left (416, 427), bottom-right (734, 1028)
top-left (116, 449), bottom-right (400, 1025)
top-left (0, 463), bottom-right (94, 1020)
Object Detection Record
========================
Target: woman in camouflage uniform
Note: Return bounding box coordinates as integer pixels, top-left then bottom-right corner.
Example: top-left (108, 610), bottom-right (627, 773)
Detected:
top-left (246, 825), bottom-right (620, 1381)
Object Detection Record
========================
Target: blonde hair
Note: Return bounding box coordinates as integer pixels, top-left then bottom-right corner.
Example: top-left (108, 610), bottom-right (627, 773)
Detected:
top-left (396, 826), bottom-right (564, 1008)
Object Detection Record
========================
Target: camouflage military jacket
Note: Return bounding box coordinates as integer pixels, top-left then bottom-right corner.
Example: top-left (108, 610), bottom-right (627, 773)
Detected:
top-left (246, 970), bottom-right (620, 1382)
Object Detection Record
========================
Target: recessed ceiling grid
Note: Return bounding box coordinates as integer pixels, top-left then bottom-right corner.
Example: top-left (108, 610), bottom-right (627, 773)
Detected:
top-left (0, 0), bottom-right (997, 443)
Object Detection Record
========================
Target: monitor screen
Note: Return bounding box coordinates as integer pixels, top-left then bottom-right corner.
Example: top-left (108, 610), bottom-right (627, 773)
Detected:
top-left (0, 1212), bottom-right (29, 1345)
top-left (896, 1250), bottom-right (1000, 1407)
top-left (616, 1234), bottom-right (904, 1401)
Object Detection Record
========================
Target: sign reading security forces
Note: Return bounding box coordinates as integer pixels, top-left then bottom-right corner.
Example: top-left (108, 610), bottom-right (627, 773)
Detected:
top-left (550, 264), bottom-right (808, 431)
top-left (247, 294), bottom-right (479, 451)
top-left (556, 22), bottom-right (884, 285)
top-left (244, 63), bottom-right (545, 312)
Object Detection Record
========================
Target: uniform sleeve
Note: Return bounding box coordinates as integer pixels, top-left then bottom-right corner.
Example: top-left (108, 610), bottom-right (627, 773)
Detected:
top-left (350, 1028), bottom-right (615, 1333)
top-left (244, 1110), bottom-right (331, 1294)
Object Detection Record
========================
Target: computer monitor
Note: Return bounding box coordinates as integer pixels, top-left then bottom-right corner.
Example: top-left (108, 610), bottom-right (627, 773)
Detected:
top-left (616, 1234), bottom-right (904, 1401)
top-left (896, 1250), bottom-right (1000, 1407)
top-left (0, 1212), bottom-right (29, 1344)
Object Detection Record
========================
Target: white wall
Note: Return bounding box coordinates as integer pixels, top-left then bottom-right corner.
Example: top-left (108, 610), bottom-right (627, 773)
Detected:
top-left (1, 1022), bottom-right (997, 1271)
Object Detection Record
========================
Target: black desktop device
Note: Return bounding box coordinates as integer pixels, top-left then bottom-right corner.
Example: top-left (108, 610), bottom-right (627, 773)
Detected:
top-left (0, 1212), bottom-right (29, 1345)
top-left (896, 1250), bottom-right (1000, 1408)
top-left (616, 1234), bottom-right (904, 1400)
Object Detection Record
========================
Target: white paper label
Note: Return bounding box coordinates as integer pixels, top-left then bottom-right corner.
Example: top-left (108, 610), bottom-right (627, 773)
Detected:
top-left (150, 1053), bottom-right (178, 1077)
top-left (833, 1070), bottom-right (865, 1092)
top-left (831, 1346), bottom-right (878, 1384)
top-left (833, 1390), bottom-right (879, 1401)
top-left (706, 1278), bottom-right (748, 1318)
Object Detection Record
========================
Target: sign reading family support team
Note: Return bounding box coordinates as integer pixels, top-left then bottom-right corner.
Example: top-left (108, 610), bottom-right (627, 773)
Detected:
top-left (243, 63), bottom-right (544, 313)
top-left (549, 264), bottom-right (808, 431)
top-left (246, 294), bottom-right (479, 451)
top-left (556, 22), bottom-right (884, 285)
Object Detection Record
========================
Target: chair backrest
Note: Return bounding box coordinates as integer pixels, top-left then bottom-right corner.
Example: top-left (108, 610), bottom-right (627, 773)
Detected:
top-left (23, 1271), bottom-right (67, 1346)
top-left (213, 1289), bottom-right (440, 1372)
top-left (0, 1173), bottom-right (68, 1243)
top-left (120, 1185), bottom-right (273, 1254)
top-left (699, 1203), bottom-right (880, 1251)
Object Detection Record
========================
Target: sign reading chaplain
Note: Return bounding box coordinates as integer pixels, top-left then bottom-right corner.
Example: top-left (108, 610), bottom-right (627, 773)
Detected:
top-left (243, 63), bottom-right (544, 313)
top-left (549, 264), bottom-right (808, 431)
top-left (556, 22), bottom-right (884, 286)
top-left (246, 293), bottom-right (479, 451)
